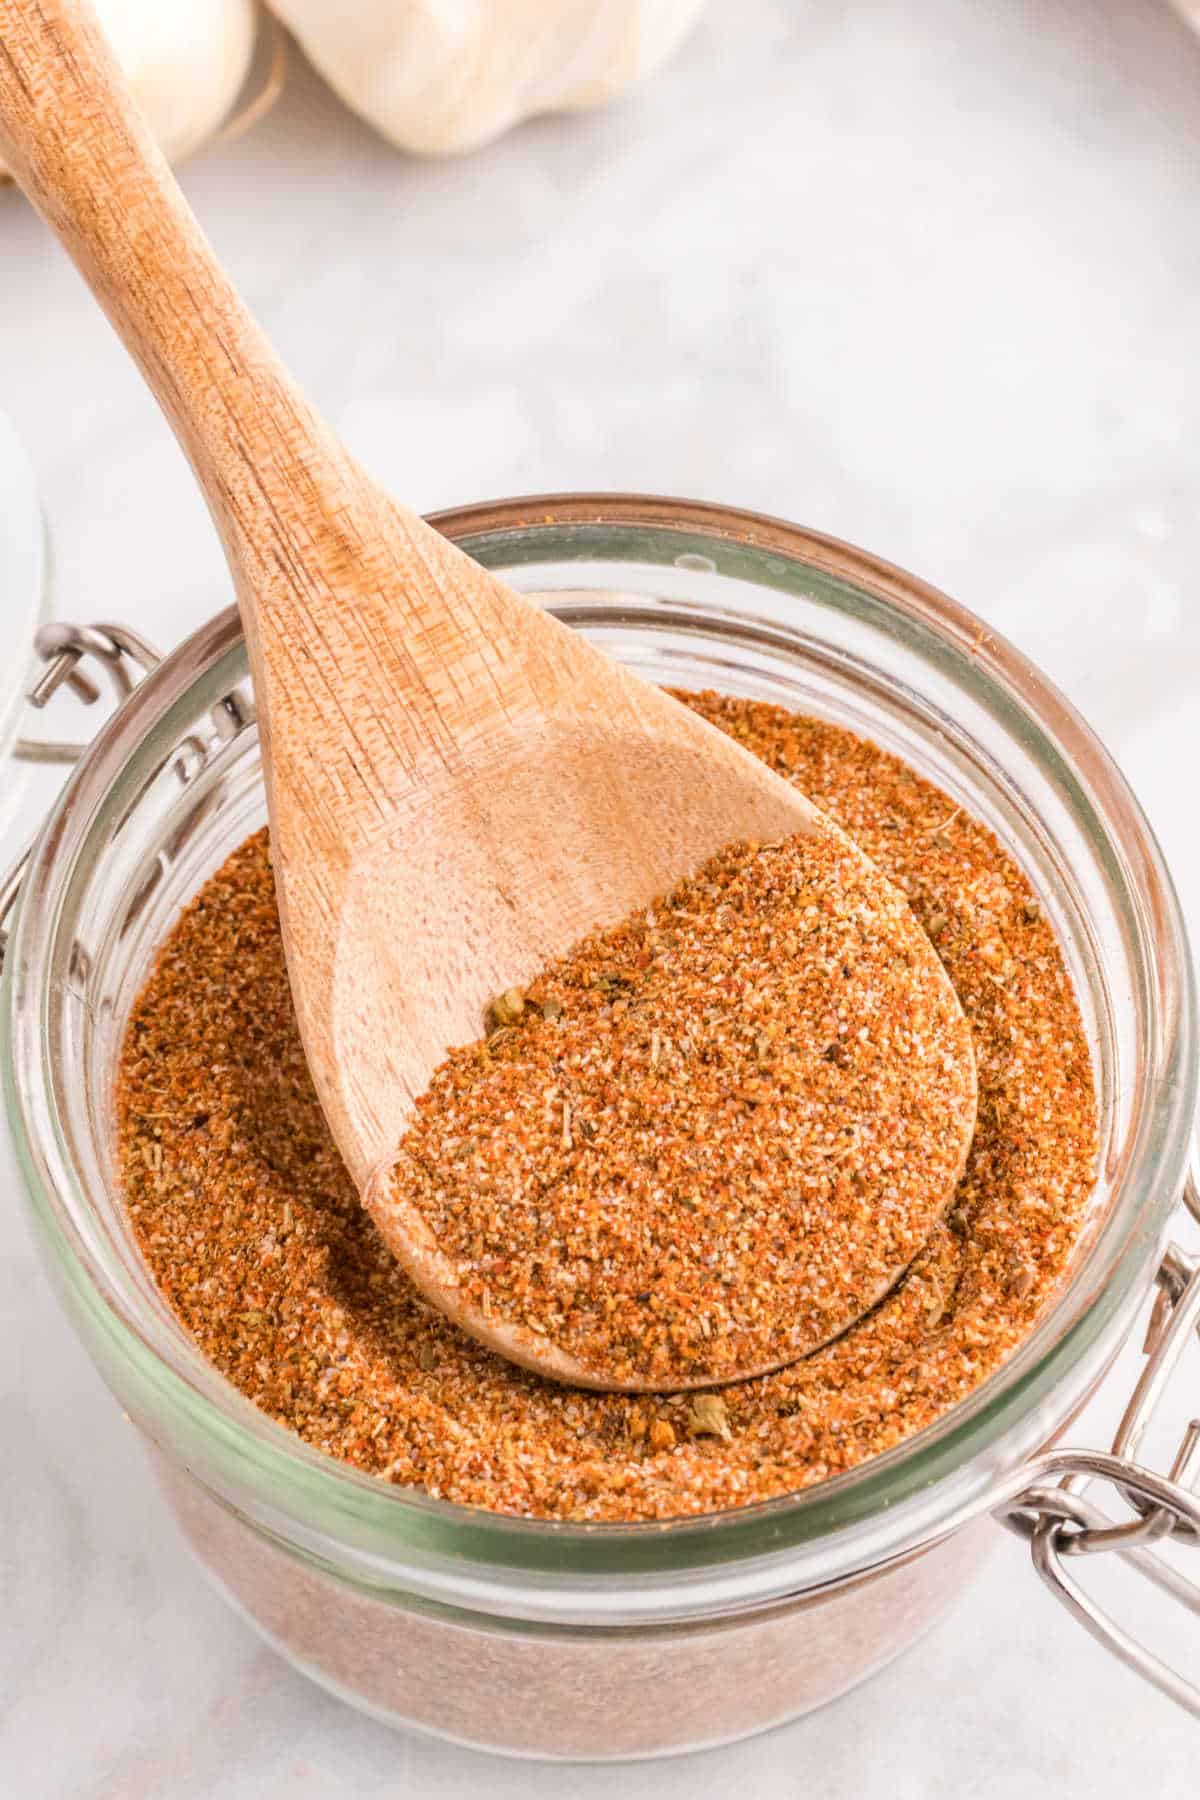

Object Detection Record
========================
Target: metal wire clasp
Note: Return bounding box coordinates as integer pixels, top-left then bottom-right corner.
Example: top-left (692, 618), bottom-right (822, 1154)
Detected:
top-left (14, 621), bottom-right (162, 764)
top-left (1000, 1161), bottom-right (1200, 1717)
top-left (1, 622), bottom-right (163, 973)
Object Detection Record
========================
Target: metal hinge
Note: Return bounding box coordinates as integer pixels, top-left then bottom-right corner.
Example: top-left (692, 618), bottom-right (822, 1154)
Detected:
top-left (999, 1161), bottom-right (1200, 1716)
top-left (2, 619), bottom-right (253, 977)
top-left (14, 621), bottom-right (163, 764)
top-left (2, 622), bottom-right (164, 974)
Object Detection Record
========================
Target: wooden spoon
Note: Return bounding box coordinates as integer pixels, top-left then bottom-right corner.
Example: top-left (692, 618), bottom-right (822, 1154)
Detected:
top-left (0, 0), bottom-right (976, 1390)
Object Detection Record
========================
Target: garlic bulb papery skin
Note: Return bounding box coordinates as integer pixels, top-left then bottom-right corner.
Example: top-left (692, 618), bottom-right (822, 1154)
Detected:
top-left (2, 0), bottom-right (258, 175)
top-left (267, 0), bottom-right (707, 156)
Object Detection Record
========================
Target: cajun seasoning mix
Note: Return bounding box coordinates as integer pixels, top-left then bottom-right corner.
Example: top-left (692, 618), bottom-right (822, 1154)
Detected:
top-left (116, 693), bottom-right (1096, 1522)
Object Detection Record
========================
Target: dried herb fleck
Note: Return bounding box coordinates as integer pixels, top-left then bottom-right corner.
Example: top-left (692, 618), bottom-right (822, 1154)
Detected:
top-left (486, 988), bottom-right (527, 1033)
top-left (687, 1395), bottom-right (733, 1442)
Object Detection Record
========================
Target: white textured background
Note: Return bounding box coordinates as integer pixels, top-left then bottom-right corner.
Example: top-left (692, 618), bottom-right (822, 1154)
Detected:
top-left (2, 1), bottom-right (1199, 1793)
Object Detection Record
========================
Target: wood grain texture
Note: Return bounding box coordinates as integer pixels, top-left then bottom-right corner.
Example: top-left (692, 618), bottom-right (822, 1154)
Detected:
top-left (0, 0), bottom-right (976, 1389)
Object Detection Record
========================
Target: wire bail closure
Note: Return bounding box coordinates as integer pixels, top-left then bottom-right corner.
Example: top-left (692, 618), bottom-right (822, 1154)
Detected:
top-left (14, 620), bottom-right (163, 765)
top-left (3, 620), bottom-right (254, 976)
top-left (1000, 1160), bottom-right (1200, 1717)
top-left (1, 622), bottom-right (165, 974)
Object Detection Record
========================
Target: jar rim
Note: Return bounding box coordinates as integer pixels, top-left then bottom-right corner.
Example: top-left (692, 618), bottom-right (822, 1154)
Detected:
top-left (4, 493), bottom-right (1195, 1620)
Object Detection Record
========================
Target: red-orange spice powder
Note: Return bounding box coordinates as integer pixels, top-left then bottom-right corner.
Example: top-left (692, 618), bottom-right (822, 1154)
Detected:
top-left (381, 826), bottom-right (976, 1391)
top-left (116, 694), bottom-right (1097, 1522)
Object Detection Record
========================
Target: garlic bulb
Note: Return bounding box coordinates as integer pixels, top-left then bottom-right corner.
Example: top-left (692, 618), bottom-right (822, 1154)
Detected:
top-left (266, 0), bottom-right (707, 156)
top-left (2, 0), bottom-right (258, 174)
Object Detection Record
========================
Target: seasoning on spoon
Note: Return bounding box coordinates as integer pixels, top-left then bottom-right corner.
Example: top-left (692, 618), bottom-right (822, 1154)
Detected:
top-left (370, 827), bottom-right (977, 1391)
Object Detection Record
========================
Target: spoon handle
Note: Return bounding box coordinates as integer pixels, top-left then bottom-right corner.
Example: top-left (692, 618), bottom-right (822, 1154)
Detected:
top-left (0, 0), bottom-right (528, 858)
top-left (0, 0), bottom-right (344, 575)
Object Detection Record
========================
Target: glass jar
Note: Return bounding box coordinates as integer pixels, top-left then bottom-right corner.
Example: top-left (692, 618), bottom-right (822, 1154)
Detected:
top-left (3, 495), bottom-right (1198, 1759)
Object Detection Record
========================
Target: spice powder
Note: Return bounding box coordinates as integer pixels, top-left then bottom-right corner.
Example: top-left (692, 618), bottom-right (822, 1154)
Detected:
top-left (379, 828), bottom-right (976, 1390)
top-left (116, 693), bottom-right (1097, 1523)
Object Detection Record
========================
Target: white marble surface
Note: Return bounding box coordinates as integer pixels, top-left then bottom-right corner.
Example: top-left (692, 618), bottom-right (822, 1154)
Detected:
top-left (2, 0), bottom-right (1200, 1793)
